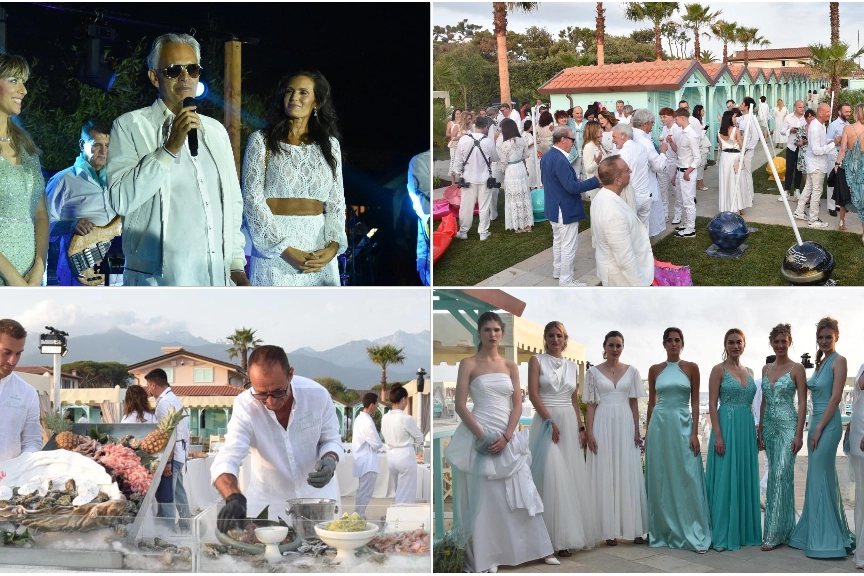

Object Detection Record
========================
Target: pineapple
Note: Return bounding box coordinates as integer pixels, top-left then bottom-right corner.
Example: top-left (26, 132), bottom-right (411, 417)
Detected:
top-left (42, 410), bottom-right (85, 451)
top-left (141, 408), bottom-right (187, 454)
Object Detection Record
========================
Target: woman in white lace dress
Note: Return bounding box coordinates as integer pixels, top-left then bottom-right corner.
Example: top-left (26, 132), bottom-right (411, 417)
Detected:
top-left (585, 330), bottom-right (649, 547)
top-left (242, 71), bottom-right (347, 286)
top-left (496, 118), bottom-right (532, 233)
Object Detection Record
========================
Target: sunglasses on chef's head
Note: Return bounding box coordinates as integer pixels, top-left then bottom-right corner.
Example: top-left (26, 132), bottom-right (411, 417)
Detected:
top-left (155, 64), bottom-right (203, 79)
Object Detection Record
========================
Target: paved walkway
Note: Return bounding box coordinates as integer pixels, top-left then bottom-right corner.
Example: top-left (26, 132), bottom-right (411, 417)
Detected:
top-left (433, 144), bottom-right (864, 287)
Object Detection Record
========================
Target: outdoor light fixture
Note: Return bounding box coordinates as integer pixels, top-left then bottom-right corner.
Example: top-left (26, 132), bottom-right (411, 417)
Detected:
top-left (416, 367), bottom-right (427, 393)
top-left (78, 21), bottom-right (117, 91)
top-left (39, 326), bottom-right (68, 357)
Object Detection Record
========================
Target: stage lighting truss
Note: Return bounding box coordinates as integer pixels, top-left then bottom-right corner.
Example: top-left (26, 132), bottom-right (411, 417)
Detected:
top-left (79, 21), bottom-right (117, 91)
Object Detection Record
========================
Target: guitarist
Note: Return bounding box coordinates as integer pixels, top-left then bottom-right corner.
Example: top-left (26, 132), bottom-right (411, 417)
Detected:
top-left (46, 119), bottom-right (120, 285)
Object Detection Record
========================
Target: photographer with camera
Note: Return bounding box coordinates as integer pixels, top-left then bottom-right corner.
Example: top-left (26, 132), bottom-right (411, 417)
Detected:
top-left (453, 116), bottom-right (500, 241)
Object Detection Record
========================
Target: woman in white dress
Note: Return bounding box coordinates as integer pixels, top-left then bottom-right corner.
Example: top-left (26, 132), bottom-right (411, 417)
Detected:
top-left (773, 100), bottom-right (789, 148)
top-left (381, 384), bottom-right (424, 504)
top-left (121, 385), bottom-right (158, 424)
top-left (521, 120), bottom-right (540, 190)
top-left (528, 321), bottom-right (598, 558)
top-left (598, 111), bottom-right (618, 154)
top-left (243, 71), bottom-right (347, 286)
top-left (447, 109), bottom-right (463, 185)
top-left (717, 110), bottom-right (746, 215)
top-left (581, 121), bottom-right (604, 200)
top-left (444, 311), bottom-right (556, 572)
top-left (585, 330), bottom-right (649, 546)
top-left (496, 119), bottom-right (532, 234)
top-left (850, 362), bottom-right (864, 568)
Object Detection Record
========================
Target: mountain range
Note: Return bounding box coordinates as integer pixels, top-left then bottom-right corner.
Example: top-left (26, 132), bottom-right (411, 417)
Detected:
top-left (20, 328), bottom-right (430, 390)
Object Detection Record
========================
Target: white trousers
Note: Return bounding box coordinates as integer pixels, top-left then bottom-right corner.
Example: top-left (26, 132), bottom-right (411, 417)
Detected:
top-left (355, 471), bottom-right (377, 517)
top-left (551, 208), bottom-right (580, 285)
top-left (387, 446), bottom-right (417, 504)
top-left (459, 183), bottom-right (494, 236)
top-left (826, 148), bottom-right (838, 210)
top-left (635, 193), bottom-right (652, 230)
top-left (742, 149), bottom-right (755, 206)
top-left (677, 170), bottom-right (697, 234)
top-left (658, 162), bottom-right (676, 219)
top-left (796, 170), bottom-right (826, 223)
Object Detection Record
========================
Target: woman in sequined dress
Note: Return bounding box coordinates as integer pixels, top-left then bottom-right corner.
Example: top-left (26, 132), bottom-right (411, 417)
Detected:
top-left (0, 54), bottom-right (47, 286)
top-left (756, 323), bottom-right (807, 551)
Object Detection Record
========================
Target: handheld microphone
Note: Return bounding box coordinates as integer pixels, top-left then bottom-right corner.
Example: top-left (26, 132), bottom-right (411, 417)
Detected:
top-left (183, 97), bottom-right (198, 157)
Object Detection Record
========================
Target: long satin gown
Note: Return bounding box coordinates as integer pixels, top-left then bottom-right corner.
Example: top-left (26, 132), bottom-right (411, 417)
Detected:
top-left (645, 361), bottom-right (712, 550)
top-left (528, 355), bottom-right (598, 552)
top-left (850, 364), bottom-right (864, 568)
top-left (706, 368), bottom-right (762, 550)
top-left (789, 353), bottom-right (855, 558)
top-left (444, 373), bottom-right (553, 572)
top-left (761, 367), bottom-right (799, 547)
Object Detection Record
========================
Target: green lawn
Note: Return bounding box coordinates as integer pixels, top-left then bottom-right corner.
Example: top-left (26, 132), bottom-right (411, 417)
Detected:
top-left (753, 159), bottom-right (789, 196)
top-left (651, 216), bottom-right (864, 285)
top-left (432, 193), bottom-right (591, 286)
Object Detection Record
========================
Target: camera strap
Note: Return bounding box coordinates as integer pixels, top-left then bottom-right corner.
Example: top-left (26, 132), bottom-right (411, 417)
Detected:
top-left (461, 134), bottom-right (493, 176)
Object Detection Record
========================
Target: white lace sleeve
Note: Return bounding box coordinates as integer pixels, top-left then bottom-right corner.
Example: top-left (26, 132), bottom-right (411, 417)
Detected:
top-left (584, 368), bottom-right (598, 404)
top-left (629, 367), bottom-right (647, 399)
top-left (242, 131), bottom-right (293, 259)
top-left (324, 138), bottom-right (348, 255)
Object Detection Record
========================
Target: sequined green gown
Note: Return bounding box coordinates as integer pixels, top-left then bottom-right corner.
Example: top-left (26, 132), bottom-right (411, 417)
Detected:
top-left (761, 367), bottom-right (799, 547)
top-left (0, 149), bottom-right (45, 285)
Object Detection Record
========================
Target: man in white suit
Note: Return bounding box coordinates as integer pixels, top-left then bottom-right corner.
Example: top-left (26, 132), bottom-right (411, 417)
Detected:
top-left (590, 156), bottom-right (654, 287)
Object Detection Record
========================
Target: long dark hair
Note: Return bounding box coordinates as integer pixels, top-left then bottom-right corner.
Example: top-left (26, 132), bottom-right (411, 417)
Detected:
top-left (693, 104), bottom-right (705, 125)
top-left (500, 118), bottom-right (520, 141)
top-left (123, 385), bottom-right (154, 422)
top-left (720, 110), bottom-right (736, 137)
top-left (476, 311), bottom-right (505, 351)
top-left (264, 70), bottom-right (341, 176)
top-left (0, 54), bottom-right (38, 157)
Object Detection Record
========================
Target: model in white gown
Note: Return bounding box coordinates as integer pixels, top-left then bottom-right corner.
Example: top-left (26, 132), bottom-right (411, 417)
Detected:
top-left (718, 127), bottom-right (747, 214)
top-left (585, 364), bottom-right (649, 541)
top-left (850, 364), bottom-right (864, 568)
top-left (445, 372), bottom-right (553, 572)
top-left (498, 137), bottom-right (533, 231)
top-left (528, 354), bottom-right (599, 552)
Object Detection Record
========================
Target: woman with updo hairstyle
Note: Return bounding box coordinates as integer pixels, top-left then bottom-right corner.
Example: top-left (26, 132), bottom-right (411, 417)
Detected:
top-left (527, 321), bottom-right (598, 557)
top-left (585, 330), bottom-right (648, 547)
top-left (644, 327), bottom-right (711, 553)
top-left (757, 323), bottom-right (807, 550)
top-left (536, 111), bottom-right (554, 156)
top-left (789, 317), bottom-right (854, 558)
top-left (380, 383), bottom-right (424, 504)
top-left (705, 328), bottom-right (761, 551)
top-left (121, 385), bottom-right (157, 423)
top-left (444, 311), bottom-right (554, 571)
top-left (495, 118), bottom-right (533, 234)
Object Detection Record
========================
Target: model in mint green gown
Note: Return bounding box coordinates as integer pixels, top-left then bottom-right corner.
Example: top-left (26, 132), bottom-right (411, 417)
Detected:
top-left (706, 368), bottom-right (762, 550)
top-left (645, 361), bottom-right (712, 550)
top-left (760, 367), bottom-right (799, 548)
top-left (788, 353), bottom-right (855, 558)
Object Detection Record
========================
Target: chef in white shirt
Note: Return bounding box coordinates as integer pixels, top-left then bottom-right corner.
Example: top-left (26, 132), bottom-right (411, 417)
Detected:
top-left (381, 384), bottom-right (424, 504)
top-left (351, 392), bottom-right (383, 517)
top-left (212, 345), bottom-right (343, 530)
top-left (0, 319), bottom-right (41, 465)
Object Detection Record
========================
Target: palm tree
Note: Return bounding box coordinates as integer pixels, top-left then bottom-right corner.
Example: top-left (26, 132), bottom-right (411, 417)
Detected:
top-left (493, 2), bottom-right (539, 110)
top-left (226, 327), bottom-right (263, 387)
top-left (803, 43), bottom-right (864, 117)
top-left (700, 49), bottom-right (717, 64)
top-left (624, 2), bottom-right (680, 61)
top-left (710, 20), bottom-right (738, 63)
top-left (830, 2), bottom-right (840, 45)
top-left (596, 2), bottom-right (606, 66)
top-left (366, 344), bottom-right (406, 404)
top-left (681, 3), bottom-right (721, 62)
top-left (736, 26), bottom-right (768, 68)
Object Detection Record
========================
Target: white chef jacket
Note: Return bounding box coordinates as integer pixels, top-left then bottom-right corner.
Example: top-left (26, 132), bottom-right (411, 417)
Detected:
top-left (351, 411), bottom-right (383, 477)
top-left (0, 372), bottom-right (42, 464)
top-left (210, 375), bottom-right (344, 519)
top-left (155, 387), bottom-right (190, 464)
top-left (381, 409), bottom-right (423, 449)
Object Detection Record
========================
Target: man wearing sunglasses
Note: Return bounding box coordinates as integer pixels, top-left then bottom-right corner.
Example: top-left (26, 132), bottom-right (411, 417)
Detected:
top-left (107, 33), bottom-right (250, 286)
top-left (212, 345), bottom-right (343, 529)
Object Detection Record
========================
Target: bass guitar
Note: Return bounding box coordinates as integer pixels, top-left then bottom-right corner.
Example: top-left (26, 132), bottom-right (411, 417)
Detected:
top-left (67, 216), bottom-right (122, 286)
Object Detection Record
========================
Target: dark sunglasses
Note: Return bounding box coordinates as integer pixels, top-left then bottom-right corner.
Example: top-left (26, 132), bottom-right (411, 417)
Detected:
top-left (156, 64), bottom-right (203, 80)
top-left (250, 384), bottom-right (290, 402)
top-left (562, 136), bottom-right (576, 142)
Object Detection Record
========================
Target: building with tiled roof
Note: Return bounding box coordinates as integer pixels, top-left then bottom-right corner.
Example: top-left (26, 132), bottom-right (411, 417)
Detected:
top-left (727, 47), bottom-right (812, 68)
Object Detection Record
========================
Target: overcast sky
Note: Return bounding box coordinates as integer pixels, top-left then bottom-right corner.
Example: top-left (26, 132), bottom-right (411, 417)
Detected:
top-left (2, 288), bottom-right (430, 353)
top-left (433, 288), bottom-right (864, 387)
top-left (434, 2), bottom-right (864, 61)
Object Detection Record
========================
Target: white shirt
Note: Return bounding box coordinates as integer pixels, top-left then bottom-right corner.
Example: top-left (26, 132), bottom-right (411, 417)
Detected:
top-left (454, 132), bottom-right (499, 184)
top-left (758, 102), bottom-right (770, 124)
top-left (121, 412), bottom-right (158, 424)
top-left (46, 159), bottom-right (116, 232)
top-left (0, 373), bottom-right (42, 464)
top-left (752, 384), bottom-right (763, 425)
top-left (78, 416), bottom-right (89, 423)
top-left (590, 187), bottom-right (654, 287)
top-left (804, 119), bottom-right (836, 173)
top-left (614, 110), bottom-right (627, 122)
top-left (677, 125), bottom-right (702, 169)
top-left (619, 115), bottom-right (631, 126)
top-left (381, 409), bottom-right (423, 449)
top-left (210, 376), bottom-right (344, 517)
top-left (496, 109), bottom-right (523, 133)
top-left (633, 129), bottom-right (666, 201)
top-left (155, 387), bottom-right (190, 464)
top-left (351, 411), bottom-right (382, 477)
top-left (827, 117), bottom-right (849, 154)
top-left (781, 114), bottom-right (806, 150)
top-left (614, 139), bottom-right (651, 203)
top-left (661, 123), bottom-right (682, 163)
top-left (738, 112), bottom-right (760, 151)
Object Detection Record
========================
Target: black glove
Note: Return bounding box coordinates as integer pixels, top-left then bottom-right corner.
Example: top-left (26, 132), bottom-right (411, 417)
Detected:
top-left (217, 493), bottom-right (247, 533)
top-left (307, 455), bottom-right (337, 488)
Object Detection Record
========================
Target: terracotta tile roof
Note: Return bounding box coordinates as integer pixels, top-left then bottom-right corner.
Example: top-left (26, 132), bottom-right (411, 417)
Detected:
top-left (539, 59), bottom-right (707, 94)
top-left (728, 47), bottom-right (812, 62)
top-left (170, 385), bottom-right (244, 397)
top-left (700, 63), bottom-right (727, 81)
top-left (126, 348), bottom-right (243, 373)
top-left (15, 366), bottom-right (82, 379)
